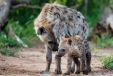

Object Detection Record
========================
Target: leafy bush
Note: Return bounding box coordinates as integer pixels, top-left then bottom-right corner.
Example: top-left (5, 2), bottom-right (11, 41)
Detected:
top-left (0, 48), bottom-right (19, 56)
top-left (0, 33), bottom-right (20, 56)
top-left (96, 34), bottom-right (113, 48)
top-left (0, 33), bottom-right (21, 48)
top-left (100, 56), bottom-right (113, 70)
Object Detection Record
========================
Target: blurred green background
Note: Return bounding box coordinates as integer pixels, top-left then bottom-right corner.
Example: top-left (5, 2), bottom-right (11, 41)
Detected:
top-left (0, 0), bottom-right (113, 55)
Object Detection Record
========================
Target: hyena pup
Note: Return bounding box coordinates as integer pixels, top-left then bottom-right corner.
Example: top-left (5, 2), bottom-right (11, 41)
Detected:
top-left (57, 35), bottom-right (91, 75)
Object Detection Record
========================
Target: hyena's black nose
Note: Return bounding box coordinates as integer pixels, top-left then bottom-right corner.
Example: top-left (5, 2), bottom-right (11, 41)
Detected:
top-left (60, 49), bottom-right (65, 52)
top-left (57, 49), bottom-right (65, 57)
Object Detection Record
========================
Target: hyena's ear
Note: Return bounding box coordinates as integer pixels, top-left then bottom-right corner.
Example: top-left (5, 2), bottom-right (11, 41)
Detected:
top-left (68, 39), bottom-right (72, 45)
top-left (74, 35), bottom-right (81, 40)
top-left (37, 27), bottom-right (47, 35)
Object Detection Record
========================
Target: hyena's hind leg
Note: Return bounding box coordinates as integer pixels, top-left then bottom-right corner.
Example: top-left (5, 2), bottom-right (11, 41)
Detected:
top-left (81, 54), bottom-right (88, 75)
top-left (86, 51), bottom-right (91, 73)
top-left (41, 45), bottom-right (52, 73)
top-left (85, 40), bottom-right (91, 73)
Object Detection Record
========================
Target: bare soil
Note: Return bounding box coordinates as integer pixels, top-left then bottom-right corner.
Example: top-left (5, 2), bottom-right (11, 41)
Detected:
top-left (0, 43), bottom-right (113, 76)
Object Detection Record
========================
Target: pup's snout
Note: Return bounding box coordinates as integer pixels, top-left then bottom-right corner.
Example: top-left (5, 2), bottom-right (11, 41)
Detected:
top-left (57, 49), bottom-right (66, 57)
top-left (60, 49), bottom-right (65, 52)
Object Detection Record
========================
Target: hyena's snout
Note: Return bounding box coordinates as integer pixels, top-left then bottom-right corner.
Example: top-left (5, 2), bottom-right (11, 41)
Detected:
top-left (48, 41), bottom-right (58, 51)
top-left (57, 49), bottom-right (66, 57)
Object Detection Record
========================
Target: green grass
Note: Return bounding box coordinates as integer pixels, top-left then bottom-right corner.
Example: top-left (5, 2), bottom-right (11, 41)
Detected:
top-left (100, 56), bottom-right (113, 70)
top-left (0, 33), bottom-right (20, 56)
top-left (95, 34), bottom-right (113, 48)
top-left (0, 33), bottom-right (21, 48)
top-left (0, 48), bottom-right (19, 56)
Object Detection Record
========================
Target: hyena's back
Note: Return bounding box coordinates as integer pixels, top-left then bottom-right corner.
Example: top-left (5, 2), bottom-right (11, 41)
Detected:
top-left (34, 3), bottom-right (89, 41)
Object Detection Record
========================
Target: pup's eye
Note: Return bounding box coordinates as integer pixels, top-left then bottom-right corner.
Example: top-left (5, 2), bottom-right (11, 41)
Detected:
top-left (68, 39), bottom-right (72, 45)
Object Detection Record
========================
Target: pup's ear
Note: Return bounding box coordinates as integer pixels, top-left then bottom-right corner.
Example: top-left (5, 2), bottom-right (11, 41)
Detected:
top-left (64, 35), bottom-right (70, 38)
top-left (68, 39), bottom-right (72, 45)
top-left (37, 27), bottom-right (47, 35)
top-left (74, 35), bottom-right (81, 40)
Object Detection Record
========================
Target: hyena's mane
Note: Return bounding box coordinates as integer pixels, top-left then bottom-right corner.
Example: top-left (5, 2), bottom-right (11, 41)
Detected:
top-left (34, 3), bottom-right (88, 41)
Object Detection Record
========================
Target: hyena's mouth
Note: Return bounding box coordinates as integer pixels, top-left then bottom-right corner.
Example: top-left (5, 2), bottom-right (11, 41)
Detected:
top-left (48, 41), bottom-right (58, 51)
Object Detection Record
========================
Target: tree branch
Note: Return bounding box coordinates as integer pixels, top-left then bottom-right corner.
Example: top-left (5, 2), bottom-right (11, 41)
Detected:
top-left (12, 4), bottom-right (41, 9)
top-left (11, 0), bottom-right (30, 5)
top-left (0, 0), bottom-right (11, 32)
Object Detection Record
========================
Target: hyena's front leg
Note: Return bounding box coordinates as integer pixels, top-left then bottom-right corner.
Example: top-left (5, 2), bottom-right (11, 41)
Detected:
top-left (64, 56), bottom-right (72, 75)
top-left (41, 45), bottom-right (52, 73)
top-left (74, 58), bottom-right (80, 74)
top-left (54, 53), bottom-right (62, 74)
top-left (71, 61), bottom-right (75, 73)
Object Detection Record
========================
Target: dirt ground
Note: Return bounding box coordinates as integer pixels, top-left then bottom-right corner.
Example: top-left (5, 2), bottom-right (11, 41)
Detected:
top-left (0, 43), bottom-right (113, 76)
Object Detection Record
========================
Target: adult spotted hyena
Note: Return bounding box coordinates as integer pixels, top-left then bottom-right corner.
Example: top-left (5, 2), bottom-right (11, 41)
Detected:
top-left (34, 3), bottom-right (89, 74)
top-left (57, 35), bottom-right (91, 75)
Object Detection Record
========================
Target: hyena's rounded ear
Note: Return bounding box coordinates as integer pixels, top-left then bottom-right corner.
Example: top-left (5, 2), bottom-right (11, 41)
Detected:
top-left (64, 35), bottom-right (70, 38)
top-left (68, 39), bottom-right (72, 45)
top-left (37, 26), bottom-right (47, 35)
top-left (75, 35), bottom-right (81, 40)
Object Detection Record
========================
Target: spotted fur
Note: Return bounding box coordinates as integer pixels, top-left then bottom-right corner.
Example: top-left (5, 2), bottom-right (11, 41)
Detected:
top-left (34, 3), bottom-right (89, 74)
top-left (34, 3), bottom-right (88, 42)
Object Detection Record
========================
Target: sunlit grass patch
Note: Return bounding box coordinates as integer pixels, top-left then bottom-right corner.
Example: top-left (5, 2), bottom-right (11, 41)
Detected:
top-left (100, 56), bottom-right (113, 70)
top-left (96, 34), bottom-right (113, 48)
top-left (0, 48), bottom-right (19, 57)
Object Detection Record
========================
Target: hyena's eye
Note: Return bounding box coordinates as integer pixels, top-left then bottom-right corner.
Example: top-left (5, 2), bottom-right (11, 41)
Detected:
top-left (48, 41), bottom-right (54, 44)
top-left (37, 27), bottom-right (47, 35)
top-left (68, 39), bottom-right (72, 45)
top-left (48, 41), bottom-right (58, 45)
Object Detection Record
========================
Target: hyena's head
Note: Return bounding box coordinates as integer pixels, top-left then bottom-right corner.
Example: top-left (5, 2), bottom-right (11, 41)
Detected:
top-left (57, 35), bottom-right (81, 57)
top-left (34, 3), bottom-right (63, 34)
top-left (34, 3), bottom-right (67, 37)
top-left (35, 26), bottom-right (58, 51)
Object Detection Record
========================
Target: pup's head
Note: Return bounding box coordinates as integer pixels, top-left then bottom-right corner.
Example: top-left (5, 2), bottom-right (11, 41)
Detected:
top-left (57, 35), bottom-right (81, 57)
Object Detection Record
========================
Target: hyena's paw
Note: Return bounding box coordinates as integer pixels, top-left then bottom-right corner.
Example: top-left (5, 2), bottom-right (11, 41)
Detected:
top-left (54, 69), bottom-right (62, 74)
top-left (63, 73), bottom-right (70, 75)
top-left (40, 70), bottom-right (50, 74)
top-left (71, 67), bottom-right (75, 73)
top-left (87, 66), bottom-right (91, 73)
top-left (75, 68), bottom-right (80, 74)
top-left (83, 69), bottom-right (88, 75)
top-left (63, 71), bottom-right (70, 75)
top-left (75, 70), bottom-right (80, 74)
